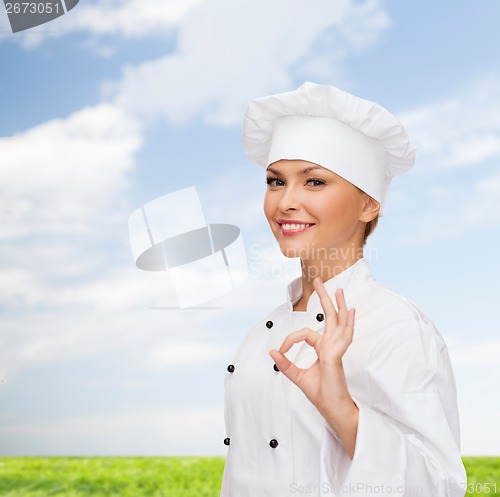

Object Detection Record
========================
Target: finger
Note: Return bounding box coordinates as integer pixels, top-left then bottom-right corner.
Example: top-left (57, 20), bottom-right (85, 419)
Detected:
top-left (313, 277), bottom-right (338, 326)
top-left (269, 349), bottom-right (308, 387)
top-left (343, 308), bottom-right (355, 344)
top-left (347, 308), bottom-right (355, 330)
top-left (335, 288), bottom-right (348, 327)
top-left (279, 328), bottom-right (321, 354)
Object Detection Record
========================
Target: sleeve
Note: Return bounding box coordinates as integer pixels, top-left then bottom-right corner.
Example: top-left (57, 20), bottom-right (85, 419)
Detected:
top-left (319, 317), bottom-right (467, 497)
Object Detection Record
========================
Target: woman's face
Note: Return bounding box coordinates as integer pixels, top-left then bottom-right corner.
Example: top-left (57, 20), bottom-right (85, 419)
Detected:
top-left (263, 159), bottom-right (374, 261)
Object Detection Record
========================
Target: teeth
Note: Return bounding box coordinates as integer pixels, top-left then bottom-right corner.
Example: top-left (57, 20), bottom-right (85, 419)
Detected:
top-left (282, 223), bottom-right (310, 230)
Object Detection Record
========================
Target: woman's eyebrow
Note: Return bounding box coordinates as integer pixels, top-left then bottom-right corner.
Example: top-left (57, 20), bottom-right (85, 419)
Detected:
top-left (297, 165), bottom-right (324, 175)
top-left (266, 165), bottom-right (324, 176)
top-left (265, 167), bottom-right (282, 176)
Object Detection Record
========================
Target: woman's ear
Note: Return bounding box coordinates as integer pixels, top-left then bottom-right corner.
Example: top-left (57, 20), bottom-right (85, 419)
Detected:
top-left (360, 196), bottom-right (380, 222)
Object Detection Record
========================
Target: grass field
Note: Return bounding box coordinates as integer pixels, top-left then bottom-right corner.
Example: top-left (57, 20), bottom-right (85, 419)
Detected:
top-left (0, 456), bottom-right (498, 496)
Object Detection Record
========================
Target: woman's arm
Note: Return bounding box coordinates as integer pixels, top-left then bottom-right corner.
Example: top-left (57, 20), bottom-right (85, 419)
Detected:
top-left (270, 278), bottom-right (359, 458)
top-left (271, 278), bottom-right (466, 496)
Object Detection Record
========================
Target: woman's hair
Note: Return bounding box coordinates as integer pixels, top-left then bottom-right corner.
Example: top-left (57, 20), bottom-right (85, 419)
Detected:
top-left (363, 216), bottom-right (379, 246)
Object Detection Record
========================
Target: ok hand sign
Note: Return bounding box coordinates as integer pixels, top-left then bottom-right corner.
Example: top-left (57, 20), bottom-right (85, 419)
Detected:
top-left (269, 277), bottom-right (359, 458)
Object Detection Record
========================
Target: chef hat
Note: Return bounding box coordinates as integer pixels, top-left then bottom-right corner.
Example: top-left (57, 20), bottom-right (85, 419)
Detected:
top-left (242, 82), bottom-right (416, 208)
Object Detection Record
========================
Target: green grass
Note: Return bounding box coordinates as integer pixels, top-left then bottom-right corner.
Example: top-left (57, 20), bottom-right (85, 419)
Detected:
top-left (0, 457), bottom-right (225, 497)
top-left (0, 457), bottom-right (498, 496)
top-left (462, 457), bottom-right (500, 496)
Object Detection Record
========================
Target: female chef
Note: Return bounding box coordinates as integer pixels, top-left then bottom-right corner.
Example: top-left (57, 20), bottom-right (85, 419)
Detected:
top-left (220, 82), bottom-right (466, 497)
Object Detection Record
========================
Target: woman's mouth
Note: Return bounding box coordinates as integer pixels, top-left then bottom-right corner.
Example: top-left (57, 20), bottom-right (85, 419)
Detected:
top-left (278, 222), bottom-right (315, 236)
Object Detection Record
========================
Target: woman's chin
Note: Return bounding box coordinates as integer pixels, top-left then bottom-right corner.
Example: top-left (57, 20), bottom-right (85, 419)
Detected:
top-left (280, 249), bottom-right (301, 259)
top-left (279, 246), bottom-right (313, 259)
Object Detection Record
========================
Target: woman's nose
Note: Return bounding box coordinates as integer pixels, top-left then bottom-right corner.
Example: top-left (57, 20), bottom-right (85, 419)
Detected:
top-left (276, 185), bottom-right (301, 212)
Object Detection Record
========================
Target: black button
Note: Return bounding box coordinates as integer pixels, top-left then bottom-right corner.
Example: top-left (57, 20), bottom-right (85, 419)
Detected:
top-left (227, 364), bottom-right (235, 373)
top-left (266, 321), bottom-right (273, 329)
top-left (316, 313), bottom-right (324, 322)
top-left (224, 437), bottom-right (230, 446)
top-left (273, 363), bottom-right (279, 372)
top-left (269, 439), bottom-right (279, 448)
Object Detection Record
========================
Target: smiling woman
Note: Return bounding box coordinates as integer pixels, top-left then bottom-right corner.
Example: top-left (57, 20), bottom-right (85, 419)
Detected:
top-left (264, 161), bottom-right (379, 263)
top-left (220, 83), bottom-right (467, 497)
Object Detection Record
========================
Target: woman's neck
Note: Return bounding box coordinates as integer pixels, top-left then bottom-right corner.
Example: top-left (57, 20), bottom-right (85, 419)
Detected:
top-left (293, 248), bottom-right (364, 312)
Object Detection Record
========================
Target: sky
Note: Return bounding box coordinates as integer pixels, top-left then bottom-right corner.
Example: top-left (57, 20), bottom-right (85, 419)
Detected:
top-left (0, 0), bottom-right (499, 457)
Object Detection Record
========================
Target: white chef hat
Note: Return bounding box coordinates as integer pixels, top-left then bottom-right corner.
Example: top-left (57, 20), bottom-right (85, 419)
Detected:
top-left (242, 82), bottom-right (416, 208)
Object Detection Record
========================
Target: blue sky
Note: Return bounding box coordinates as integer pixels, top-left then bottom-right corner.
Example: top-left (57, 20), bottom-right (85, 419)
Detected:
top-left (1, 0), bottom-right (499, 456)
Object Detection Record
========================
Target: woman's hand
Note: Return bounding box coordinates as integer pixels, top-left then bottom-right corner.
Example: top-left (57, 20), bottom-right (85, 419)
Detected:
top-left (269, 277), bottom-right (359, 458)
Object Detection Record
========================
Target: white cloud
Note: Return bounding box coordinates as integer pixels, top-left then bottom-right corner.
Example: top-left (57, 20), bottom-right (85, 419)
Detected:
top-left (0, 103), bottom-right (142, 239)
top-left (0, 0), bottom-right (206, 48)
top-left (0, 96), bottom-right (219, 381)
top-left (146, 341), bottom-right (231, 370)
top-left (0, 407), bottom-right (225, 455)
top-left (462, 169), bottom-right (500, 227)
top-left (0, 234), bottom-right (299, 380)
top-left (450, 339), bottom-right (500, 368)
top-left (381, 162), bottom-right (500, 245)
top-left (377, 75), bottom-right (500, 245)
top-left (0, 264), bottom-right (176, 313)
top-left (430, 337), bottom-right (500, 455)
top-left (453, 346), bottom-right (500, 455)
top-left (109, 0), bottom-right (390, 126)
top-left (0, 7), bottom-right (11, 33)
top-left (0, 102), bottom-right (154, 385)
top-left (57, 268), bottom-right (172, 311)
top-left (477, 170), bottom-right (500, 194)
top-left (400, 76), bottom-right (500, 171)
top-left (459, 409), bottom-right (500, 456)
top-left (65, 0), bottom-right (205, 38)
top-left (0, 300), bottom-right (232, 378)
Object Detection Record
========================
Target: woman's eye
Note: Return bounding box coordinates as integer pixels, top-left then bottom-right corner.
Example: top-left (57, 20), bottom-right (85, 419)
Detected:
top-left (266, 177), bottom-right (284, 187)
top-left (307, 178), bottom-right (326, 187)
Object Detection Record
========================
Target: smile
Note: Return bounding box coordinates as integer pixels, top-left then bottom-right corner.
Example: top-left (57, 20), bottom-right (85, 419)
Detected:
top-left (278, 222), bottom-right (315, 236)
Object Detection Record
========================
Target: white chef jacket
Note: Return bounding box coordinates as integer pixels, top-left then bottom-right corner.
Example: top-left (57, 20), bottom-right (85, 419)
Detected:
top-left (221, 258), bottom-right (466, 497)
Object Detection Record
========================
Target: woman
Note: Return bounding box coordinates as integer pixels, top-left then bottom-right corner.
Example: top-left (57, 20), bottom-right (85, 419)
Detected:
top-left (221, 82), bottom-right (466, 497)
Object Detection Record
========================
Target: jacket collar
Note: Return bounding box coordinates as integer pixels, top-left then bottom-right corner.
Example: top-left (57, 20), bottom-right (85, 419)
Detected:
top-left (286, 258), bottom-right (373, 313)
